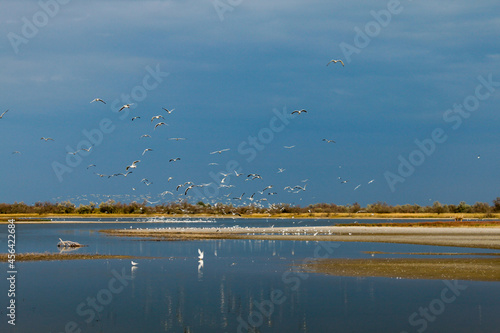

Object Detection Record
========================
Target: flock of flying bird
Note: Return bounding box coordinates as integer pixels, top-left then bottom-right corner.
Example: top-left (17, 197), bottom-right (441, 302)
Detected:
top-left (2, 58), bottom-right (378, 207)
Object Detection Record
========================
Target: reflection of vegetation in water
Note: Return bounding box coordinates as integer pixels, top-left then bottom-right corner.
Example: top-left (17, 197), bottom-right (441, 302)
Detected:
top-left (0, 197), bottom-right (499, 216)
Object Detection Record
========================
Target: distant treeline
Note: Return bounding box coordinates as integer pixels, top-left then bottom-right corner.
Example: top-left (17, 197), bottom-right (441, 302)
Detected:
top-left (1, 198), bottom-right (500, 216)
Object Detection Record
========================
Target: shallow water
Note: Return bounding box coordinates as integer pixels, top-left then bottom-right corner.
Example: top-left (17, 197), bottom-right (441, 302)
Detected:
top-left (1, 219), bottom-right (499, 332)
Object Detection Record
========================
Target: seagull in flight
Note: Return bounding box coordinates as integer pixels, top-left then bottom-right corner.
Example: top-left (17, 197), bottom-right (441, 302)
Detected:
top-left (142, 148), bottom-right (153, 155)
top-left (233, 193), bottom-right (245, 200)
top-left (208, 163), bottom-right (219, 166)
top-left (131, 116), bottom-right (141, 121)
top-left (234, 170), bottom-right (243, 177)
top-left (326, 59), bottom-right (344, 66)
top-left (12, 151), bottom-right (21, 155)
top-left (81, 146), bottom-right (93, 152)
top-left (293, 184), bottom-right (307, 191)
top-left (368, 179), bottom-right (375, 184)
top-left (162, 108), bottom-right (175, 114)
top-left (262, 185), bottom-right (273, 192)
top-left (169, 137), bottom-right (186, 141)
top-left (277, 168), bottom-right (285, 173)
top-left (354, 184), bottom-right (361, 191)
top-left (169, 157), bottom-right (181, 162)
top-left (284, 145), bottom-right (295, 149)
top-left (40, 137), bottom-right (54, 141)
top-left (0, 110), bottom-right (9, 119)
top-left (291, 109), bottom-right (307, 115)
top-left (323, 139), bottom-right (336, 143)
top-left (210, 148), bottom-right (230, 155)
top-left (154, 122), bottom-right (168, 130)
top-left (151, 115), bottom-right (164, 122)
top-left (119, 104), bottom-right (133, 111)
top-left (87, 164), bottom-right (96, 169)
top-left (140, 134), bottom-right (151, 139)
top-left (126, 160), bottom-right (140, 170)
top-left (91, 98), bottom-right (106, 104)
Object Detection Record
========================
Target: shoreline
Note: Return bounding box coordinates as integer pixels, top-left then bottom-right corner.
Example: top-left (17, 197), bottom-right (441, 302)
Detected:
top-left (1, 212), bottom-right (499, 222)
top-left (101, 225), bottom-right (500, 250)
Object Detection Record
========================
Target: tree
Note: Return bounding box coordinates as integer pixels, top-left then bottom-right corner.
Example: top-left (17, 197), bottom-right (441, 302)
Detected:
top-left (493, 197), bottom-right (500, 212)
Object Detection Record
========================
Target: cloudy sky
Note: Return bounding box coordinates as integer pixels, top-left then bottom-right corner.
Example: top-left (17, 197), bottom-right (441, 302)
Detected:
top-left (0, 0), bottom-right (499, 207)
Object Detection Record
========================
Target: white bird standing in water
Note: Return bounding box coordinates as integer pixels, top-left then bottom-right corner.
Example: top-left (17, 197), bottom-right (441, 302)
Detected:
top-left (131, 261), bottom-right (138, 266)
top-left (198, 249), bottom-right (204, 260)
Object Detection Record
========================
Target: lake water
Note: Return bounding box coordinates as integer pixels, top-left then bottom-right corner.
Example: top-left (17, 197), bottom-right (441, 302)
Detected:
top-left (1, 218), bottom-right (499, 332)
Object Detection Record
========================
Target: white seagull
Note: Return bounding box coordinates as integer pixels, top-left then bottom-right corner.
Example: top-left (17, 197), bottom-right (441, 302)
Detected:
top-left (131, 261), bottom-right (138, 266)
top-left (291, 109), bottom-right (307, 115)
top-left (91, 98), bottom-right (106, 104)
top-left (154, 122), bottom-right (168, 130)
top-left (131, 116), bottom-right (141, 121)
top-left (326, 59), bottom-right (344, 66)
top-left (126, 160), bottom-right (141, 170)
top-left (162, 108), bottom-right (175, 114)
top-left (284, 145), bottom-right (295, 149)
top-left (41, 137), bottom-right (54, 141)
top-left (142, 148), bottom-right (153, 155)
top-left (0, 109), bottom-right (9, 119)
top-left (210, 148), bottom-right (230, 155)
top-left (151, 115), bottom-right (164, 122)
top-left (323, 139), bottom-right (336, 143)
top-left (119, 104), bottom-right (133, 111)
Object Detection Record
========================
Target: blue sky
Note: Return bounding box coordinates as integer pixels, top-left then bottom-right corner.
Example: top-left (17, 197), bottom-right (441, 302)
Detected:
top-left (0, 0), bottom-right (499, 207)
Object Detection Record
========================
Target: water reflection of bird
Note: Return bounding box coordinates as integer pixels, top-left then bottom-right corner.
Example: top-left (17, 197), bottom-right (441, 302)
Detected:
top-left (198, 249), bottom-right (204, 260)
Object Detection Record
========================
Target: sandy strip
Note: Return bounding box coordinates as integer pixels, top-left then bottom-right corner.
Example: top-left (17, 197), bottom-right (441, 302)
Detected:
top-left (302, 258), bottom-right (500, 281)
top-left (101, 226), bottom-right (500, 249)
top-left (0, 253), bottom-right (147, 262)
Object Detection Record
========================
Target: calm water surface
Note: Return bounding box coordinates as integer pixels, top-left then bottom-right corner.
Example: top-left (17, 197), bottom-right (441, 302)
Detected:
top-left (0, 218), bottom-right (499, 332)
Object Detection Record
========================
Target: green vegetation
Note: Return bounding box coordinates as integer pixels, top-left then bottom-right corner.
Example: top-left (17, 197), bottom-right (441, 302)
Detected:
top-left (0, 197), bottom-right (499, 217)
